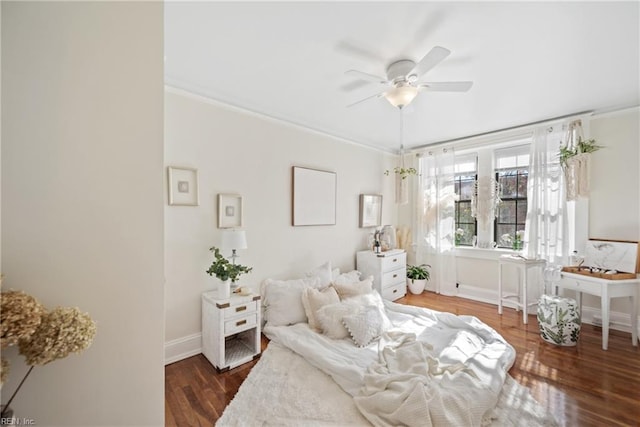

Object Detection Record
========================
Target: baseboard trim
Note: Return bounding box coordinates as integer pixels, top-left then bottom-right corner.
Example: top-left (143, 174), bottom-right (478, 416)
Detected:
top-left (165, 333), bottom-right (202, 365)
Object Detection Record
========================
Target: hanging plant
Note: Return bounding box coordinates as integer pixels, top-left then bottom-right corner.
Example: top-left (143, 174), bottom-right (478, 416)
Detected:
top-left (558, 138), bottom-right (602, 169)
top-left (384, 167), bottom-right (418, 180)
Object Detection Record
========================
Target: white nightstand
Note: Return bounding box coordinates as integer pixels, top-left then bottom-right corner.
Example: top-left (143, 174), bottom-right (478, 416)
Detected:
top-left (356, 249), bottom-right (407, 301)
top-left (201, 291), bottom-right (261, 372)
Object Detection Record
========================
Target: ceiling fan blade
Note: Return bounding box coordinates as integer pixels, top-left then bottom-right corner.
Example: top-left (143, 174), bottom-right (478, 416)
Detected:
top-left (345, 69), bottom-right (389, 85)
top-left (346, 90), bottom-right (387, 108)
top-left (408, 46), bottom-right (451, 78)
top-left (418, 81), bottom-right (473, 92)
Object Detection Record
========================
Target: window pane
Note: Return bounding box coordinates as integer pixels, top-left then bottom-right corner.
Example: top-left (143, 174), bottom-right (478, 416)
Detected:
top-left (517, 172), bottom-right (528, 197)
top-left (516, 200), bottom-right (528, 223)
top-left (498, 200), bottom-right (515, 223)
top-left (454, 181), bottom-right (460, 195)
top-left (499, 175), bottom-right (517, 198)
top-left (460, 223), bottom-right (475, 245)
top-left (460, 180), bottom-right (474, 200)
top-left (496, 224), bottom-right (515, 247)
top-left (459, 202), bottom-right (473, 223)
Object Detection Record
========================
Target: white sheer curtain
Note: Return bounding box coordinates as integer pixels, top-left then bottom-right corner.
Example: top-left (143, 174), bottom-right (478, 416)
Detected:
top-left (415, 148), bottom-right (457, 295)
top-left (524, 125), bottom-right (568, 264)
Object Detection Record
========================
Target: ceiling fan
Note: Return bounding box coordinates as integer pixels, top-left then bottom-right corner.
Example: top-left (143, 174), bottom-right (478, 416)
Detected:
top-left (345, 46), bottom-right (473, 109)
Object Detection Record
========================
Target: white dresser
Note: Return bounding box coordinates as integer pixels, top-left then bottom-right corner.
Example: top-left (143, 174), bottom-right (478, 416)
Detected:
top-left (356, 250), bottom-right (407, 301)
top-left (202, 291), bottom-right (261, 371)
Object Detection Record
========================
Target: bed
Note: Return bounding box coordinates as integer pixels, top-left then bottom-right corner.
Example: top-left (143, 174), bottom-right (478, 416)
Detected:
top-left (217, 263), bottom-right (558, 426)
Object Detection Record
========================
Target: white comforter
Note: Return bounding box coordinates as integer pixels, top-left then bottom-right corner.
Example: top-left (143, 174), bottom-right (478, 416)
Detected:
top-left (264, 300), bottom-right (516, 427)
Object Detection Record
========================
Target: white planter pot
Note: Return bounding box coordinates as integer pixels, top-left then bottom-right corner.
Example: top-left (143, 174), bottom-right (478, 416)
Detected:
top-left (218, 280), bottom-right (231, 299)
top-left (407, 278), bottom-right (427, 295)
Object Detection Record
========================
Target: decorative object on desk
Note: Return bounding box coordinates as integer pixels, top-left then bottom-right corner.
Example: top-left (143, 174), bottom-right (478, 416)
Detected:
top-left (0, 290), bottom-right (96, 418)
top-left (167, 166), bottom-right (199, 206)
top-left (454, 228), bottom-right (464, 246)
top-left (359, 194), bottom-right (382, 228)
top-left (218, 193), bottom-right (243, 228)
top-left (373, 230), bottom-right (382, 254)
top-left (292, 166), bottom-right (337, 226)
top-left (537, 294), bottom-right (580, 346)
top-left (406, 264), bottom-right (431, 294)
top-left (221, 229), bottom-right (248, 265)
top-left (379, 225), bottom-right (396, 251)
top-left (206, 246), bottom-right (252, 295)
top-left (513, 230), bottom-right (525, 250)
top-left (471, 176), bottom-right (501, 230)
top-left (583, 239), bottom-right (638, 274)
top-left (559, 119), bottom-right (602, 201)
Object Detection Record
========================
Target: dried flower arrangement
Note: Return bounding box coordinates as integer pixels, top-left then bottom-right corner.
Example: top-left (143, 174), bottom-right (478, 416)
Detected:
top-left (0, 285), bottom-right (97, 418)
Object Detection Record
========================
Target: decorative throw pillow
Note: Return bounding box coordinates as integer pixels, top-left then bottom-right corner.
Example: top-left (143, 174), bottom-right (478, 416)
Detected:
top-left (332, 270), bottom-right (362, 286)
top-left (316, 300), bottom-right (361, 339)
top-left (332, 277), bottom-right (373, 300)
top-left (261, 277), bottom-right (320, 327)
top-left (301, 286), bottom-right (340, 331)
top-left (342, 305), bottom-right (386, 347)
top-left (304, 261), bottom-right (333, 289)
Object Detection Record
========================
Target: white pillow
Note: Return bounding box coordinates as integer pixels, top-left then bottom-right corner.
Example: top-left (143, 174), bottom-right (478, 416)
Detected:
top-left (305, 261), bottom-right (333, 288)
top-left (333, 270), bottom-right (362, 286)
top-left (343, 305), bottom-right (386, 347)
top-left (301, 286), bottom-right (340, 331)
top-left (262, 277), bottom-right (320, 327)
top-left (332, 277), bottom-right (373, 300)
top-left (316, 300), bottom-right (358, 339)
top-left (315, 292), bottom-right (389, 339)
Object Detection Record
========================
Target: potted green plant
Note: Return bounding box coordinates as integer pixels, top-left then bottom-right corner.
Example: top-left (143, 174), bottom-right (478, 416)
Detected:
top-left (558, 138), bottom-right (602, 169)
top-left (406, 264), bottom-right (431, 295)
top-left (206, 247), bottom-right (252, 298)
top-left (384, 166), bottom-right (418, 180)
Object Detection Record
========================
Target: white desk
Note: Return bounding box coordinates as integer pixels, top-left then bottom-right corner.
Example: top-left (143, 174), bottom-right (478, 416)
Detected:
top-left (557, 272), bottom-right (639, 350)
top-left (498, 255), bottom-right (546, 324)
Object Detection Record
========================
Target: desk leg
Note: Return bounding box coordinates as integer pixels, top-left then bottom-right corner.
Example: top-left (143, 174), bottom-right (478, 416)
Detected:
top-left (522, 266), bottom-right (528, 324)
top-left (630, 292), bottom-right (638, 347)
top-left (498, 263), bottom-right (503, 315)
top-left (601, 287), bottom-right (610, 351)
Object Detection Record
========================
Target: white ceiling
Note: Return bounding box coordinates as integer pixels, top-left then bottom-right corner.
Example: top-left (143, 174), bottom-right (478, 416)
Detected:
top-left (165, 2), bottom-right (640, 152)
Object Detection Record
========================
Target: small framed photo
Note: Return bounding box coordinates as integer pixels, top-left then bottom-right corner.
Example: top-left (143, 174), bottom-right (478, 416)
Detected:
top-left (218, 194), bottom-right (243, 228)
top-left (359, 194), bottom-right (382, 228)
top-left (167, 166), bottom-right (199, 206)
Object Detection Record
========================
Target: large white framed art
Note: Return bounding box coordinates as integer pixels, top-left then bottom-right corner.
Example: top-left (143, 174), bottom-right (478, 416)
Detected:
top-left (292, 166), bottom-right (336, 226)
top-left (167, 166), bottom-right (199, 206)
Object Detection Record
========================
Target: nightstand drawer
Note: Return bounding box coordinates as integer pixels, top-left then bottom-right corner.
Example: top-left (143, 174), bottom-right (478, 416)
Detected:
top-left (381, 267), bottom-right (406, 286)
top-left (223, 301), bottom-right (257, 319)
top-left (225, 313), bottom-right (257, 335)
top-left (381, 253), bottom-right (406, 271)
top-left (382, 282), bottom-right (406, 301)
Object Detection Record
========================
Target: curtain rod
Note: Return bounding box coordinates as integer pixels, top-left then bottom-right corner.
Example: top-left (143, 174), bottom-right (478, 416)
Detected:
top-left (410, 110), bottom-right (594, 153)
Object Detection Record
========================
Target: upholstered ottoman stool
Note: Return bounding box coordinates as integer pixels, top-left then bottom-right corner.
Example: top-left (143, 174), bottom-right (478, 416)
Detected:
top-left (537, 294), bottom-right (581, 346)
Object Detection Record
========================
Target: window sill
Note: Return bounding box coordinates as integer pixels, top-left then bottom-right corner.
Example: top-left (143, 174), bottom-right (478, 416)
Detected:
top-left (454, 246), bottom-right (521, 261)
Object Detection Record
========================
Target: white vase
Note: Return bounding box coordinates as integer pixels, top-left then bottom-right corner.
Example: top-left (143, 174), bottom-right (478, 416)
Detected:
top-left (219, 280), bottom-right (231, 299)
top-left (407, 278), bottom-right (427, 294)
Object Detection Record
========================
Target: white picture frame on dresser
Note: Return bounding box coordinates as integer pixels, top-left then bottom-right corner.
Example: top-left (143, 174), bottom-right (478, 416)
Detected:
top-left (356, 249), bottom-right (407, 301)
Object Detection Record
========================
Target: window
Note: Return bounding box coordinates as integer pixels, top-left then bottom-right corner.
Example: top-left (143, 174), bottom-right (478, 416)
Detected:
top-left (494, 145), bottom-right (529, 248)
top-left (454, 155), bottom-right (477, 246)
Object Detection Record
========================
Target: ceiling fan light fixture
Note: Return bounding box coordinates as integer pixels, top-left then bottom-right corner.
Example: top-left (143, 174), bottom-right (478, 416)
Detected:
top-left (385, 85), bottom-right (419, 108)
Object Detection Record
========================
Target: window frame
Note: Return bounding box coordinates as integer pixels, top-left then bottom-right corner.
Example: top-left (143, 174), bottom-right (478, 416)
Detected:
top-left (494, 167), bottom-right (528, 248)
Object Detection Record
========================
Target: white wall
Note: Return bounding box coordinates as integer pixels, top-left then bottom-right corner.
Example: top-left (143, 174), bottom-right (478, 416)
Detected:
top-left (164, 88), bottom-right (397, 358)
top-left (1, 3), bottom-right (164, 426)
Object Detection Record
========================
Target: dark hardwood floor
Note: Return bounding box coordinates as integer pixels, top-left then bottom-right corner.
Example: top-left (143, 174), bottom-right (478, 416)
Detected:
top-left (165, 293), bottom-right (640, 426)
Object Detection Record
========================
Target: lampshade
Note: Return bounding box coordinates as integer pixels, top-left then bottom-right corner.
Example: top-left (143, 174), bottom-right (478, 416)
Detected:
top-left (221, 229), bottom-right (247, 250)
top-left (385, 85), bottom-right (419, 108)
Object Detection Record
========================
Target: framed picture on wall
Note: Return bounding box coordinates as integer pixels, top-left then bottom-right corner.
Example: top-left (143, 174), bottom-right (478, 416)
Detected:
top-left (292, 166), bottom-right (337, 226)
top-left (167, 166), bottom-right (199, 206)
top-left (359, 194), bottom-right (382, 227)
top-left (218, 193), bottom-right (243, 228)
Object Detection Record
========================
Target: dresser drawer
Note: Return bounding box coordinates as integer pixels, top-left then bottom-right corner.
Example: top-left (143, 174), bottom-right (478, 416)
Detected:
top-left (381, 267), bottom-right (406, 287)
top-left (381, 253), bottom-right (406, 271)
top-left (382, 282), bottom-right (406, 301)
top-left (225, 313), bottom-right (257, 335)
top-left (223, 301), bottom-right (257, 319)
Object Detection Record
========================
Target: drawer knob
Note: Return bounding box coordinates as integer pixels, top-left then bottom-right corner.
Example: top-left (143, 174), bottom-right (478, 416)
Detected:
top-left (392, 258), bottom-right (398, 262)
top-left (236, 319), bottom-right (247, 326)
top-left (236, 306), bottom-right (247, 312)
top-left (393, 274), bottom-right (398, 278)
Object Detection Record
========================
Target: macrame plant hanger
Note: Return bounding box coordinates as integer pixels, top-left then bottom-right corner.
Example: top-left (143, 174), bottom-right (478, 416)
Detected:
top-left (563, 119), bottom-right (590, 201)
